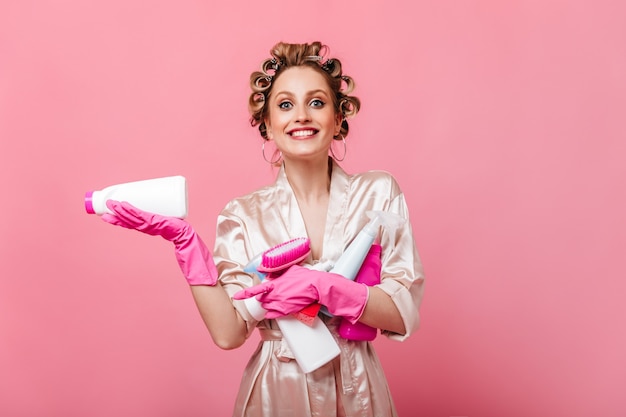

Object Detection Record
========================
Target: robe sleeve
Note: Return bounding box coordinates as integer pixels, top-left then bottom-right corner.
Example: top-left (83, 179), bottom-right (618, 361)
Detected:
top-left (376, 180), bottom-right (425, 342)
top-left (213, 205), bottom-right (263, 339)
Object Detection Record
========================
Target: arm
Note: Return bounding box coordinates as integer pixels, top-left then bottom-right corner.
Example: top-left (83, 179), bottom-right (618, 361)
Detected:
top-left (232, 181), bottom-right (424, 339)
top-left (341, 172), bottom-right (425, 340)
top-left (103, 200), bottom-right (248, 350)
top-left (374, 188), bottom-right (425, 341)
top-left (340, 242), bottom-right (406, 335)
top-left (190, 284), bottom-right (247, 350)
top-left (359, 287), bottom-right (406, 335)
top-left (232, 256), bottom-right (407, 336)
top-left (342, 242), bottom-right (406, 335)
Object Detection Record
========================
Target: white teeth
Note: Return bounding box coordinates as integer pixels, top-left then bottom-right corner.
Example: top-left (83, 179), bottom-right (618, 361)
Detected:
top-left (290, 130), bottom-right (316, 137)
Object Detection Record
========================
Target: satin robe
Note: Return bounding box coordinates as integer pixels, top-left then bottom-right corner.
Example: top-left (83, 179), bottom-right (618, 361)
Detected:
top-left (213, 160), bottom-right (425, 417)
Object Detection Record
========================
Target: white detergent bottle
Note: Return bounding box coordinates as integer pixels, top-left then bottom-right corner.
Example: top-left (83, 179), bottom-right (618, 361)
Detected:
top-left (85, 176), bottom-right (188, 218)
top-left (243, 258), bottom-right (341, 374)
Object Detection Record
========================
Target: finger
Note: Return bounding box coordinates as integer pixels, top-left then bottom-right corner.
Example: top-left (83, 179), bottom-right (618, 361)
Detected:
top-left (232, 283), bottom-right (274, 300)
top-left (101, 213), bottom-right (138, 230)
top-left (232, 286), bottom-right (266, 300)
top-left (107, 199), bottom-right (141, 212)
top-left (106, 200), bottom-right (147, 228)
top-left (262, 304), bottom-right (297, 318)
top-left (105, 199), bottom-right (126, 214)
top-left (117, 202), bottom-right (173, 235)
top-left (101, 213), bottom-right (121, 225)
top-left (105, 199), bottom-right (120, 208)
top-left (119, 201), bottom-right (150, 219)
top-left (264, 311), bottom-right (286, 319)
top-left (108, 200), bottom-right (142, 219)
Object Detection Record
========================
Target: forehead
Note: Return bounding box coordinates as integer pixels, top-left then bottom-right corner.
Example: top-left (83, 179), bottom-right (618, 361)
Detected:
top-left (271, 66), bottom-right (332, 95)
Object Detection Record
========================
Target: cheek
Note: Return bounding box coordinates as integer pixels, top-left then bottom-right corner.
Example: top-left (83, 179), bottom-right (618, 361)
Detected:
top-left (268, 112), bottom-right (291, 133)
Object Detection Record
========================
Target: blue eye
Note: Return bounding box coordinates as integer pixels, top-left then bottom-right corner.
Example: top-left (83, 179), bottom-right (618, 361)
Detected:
top-left (310, 99), bottom-right (324, 107)
top-left (278, 101), bottom-right (292, 110)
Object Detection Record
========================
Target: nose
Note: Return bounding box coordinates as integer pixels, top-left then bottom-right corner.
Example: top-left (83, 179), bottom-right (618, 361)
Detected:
top-left (295, 105), bottom-right (311, 123)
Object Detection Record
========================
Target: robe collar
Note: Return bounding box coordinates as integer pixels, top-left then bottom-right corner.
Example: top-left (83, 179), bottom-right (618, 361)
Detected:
top-left (273, 158), bottom-right (350, 263)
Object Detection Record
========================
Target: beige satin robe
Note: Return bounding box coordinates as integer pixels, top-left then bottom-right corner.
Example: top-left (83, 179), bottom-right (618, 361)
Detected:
top-left (213, 160), bottom-right (425, 417)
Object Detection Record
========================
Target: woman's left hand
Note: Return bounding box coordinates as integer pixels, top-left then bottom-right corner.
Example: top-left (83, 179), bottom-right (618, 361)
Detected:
top-left (233, 265), bottom-right (369, 323)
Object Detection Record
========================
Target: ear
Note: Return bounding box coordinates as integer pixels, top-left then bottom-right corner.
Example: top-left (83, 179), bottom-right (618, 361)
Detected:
top-left (264, 119), bottom-right (273, 140)
top-left (334, 113), bottom-right (343, 136)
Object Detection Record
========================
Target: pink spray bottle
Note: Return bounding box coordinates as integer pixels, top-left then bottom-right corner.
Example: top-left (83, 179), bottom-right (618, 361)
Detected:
top-left (338, 243), bottom-right (382, 341)
top-left (321, 210), bottom-right (405, 341)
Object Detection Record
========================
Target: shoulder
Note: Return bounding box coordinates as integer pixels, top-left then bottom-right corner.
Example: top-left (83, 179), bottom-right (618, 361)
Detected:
top-left (220, 184), bottom-right (276, 219)
top-left (349, 169), bottom-right (403, 198)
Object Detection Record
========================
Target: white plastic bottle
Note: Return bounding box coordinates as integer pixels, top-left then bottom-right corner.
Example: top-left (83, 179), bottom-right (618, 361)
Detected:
top-left (328, 213), bottom-right (381, 279)
top-left (319, 211), bottom-right (405, 318)
top-left (243, 258), bottom-right (341, 374)
top-left (85, 176), bottom-right (188, 218)
top-left (243, 297), bottom-right (341, 374)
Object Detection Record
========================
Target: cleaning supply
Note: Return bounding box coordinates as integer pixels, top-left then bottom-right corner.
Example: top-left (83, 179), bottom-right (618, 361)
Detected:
top-left (257, 237), bottom-right (311, 273)
top-left (257, 237), bottom-right (322, 324)
top-left (245, 295), bottom-right (340, 373)
top-left (338, 244), bottom-right (382, 341)
top-left (329, 211), bottom-right (404, 280)
top-left (320, 211), bottom-right (405, 317)
top-left (319, 210), bottom-right (406, 341)
top-left (237, 265), bottom-right (369, 323)
top-left (85, 175), bottom-right (188, 218)
top-left (101, 200), bottom-right (217, 286)
top-left (242, 241), bottom-right (340, 374)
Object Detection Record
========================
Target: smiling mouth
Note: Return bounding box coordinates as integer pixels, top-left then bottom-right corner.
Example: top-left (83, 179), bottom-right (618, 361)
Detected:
top-left (289, 129), bottom-right (318, 137)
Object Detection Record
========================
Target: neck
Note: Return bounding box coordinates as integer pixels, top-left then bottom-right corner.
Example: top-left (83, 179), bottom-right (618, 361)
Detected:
top-left (283, 157), bottom-right (332, 202)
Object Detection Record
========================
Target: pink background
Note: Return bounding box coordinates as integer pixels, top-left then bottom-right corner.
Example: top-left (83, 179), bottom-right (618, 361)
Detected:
top-left (1, 1), bottom-right (625, 416)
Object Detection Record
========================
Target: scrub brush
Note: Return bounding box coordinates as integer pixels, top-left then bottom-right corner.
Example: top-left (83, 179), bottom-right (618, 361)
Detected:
top-left (257, 237), bottom-right (321, 326)
top-left (258, 237), bottom-right (311, 273)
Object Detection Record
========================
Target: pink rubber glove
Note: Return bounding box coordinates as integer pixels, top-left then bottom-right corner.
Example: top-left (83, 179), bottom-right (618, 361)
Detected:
top-left (102, 200), bottom-right (218, 286)
top-left (338, 244), bottom-right (382, 340)
top-left (233, 266), bottom-right (369, 324)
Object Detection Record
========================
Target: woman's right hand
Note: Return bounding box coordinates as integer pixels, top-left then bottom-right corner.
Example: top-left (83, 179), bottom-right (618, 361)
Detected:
top-left (103, 200), bottom-right (218, 286)
top-left (102, 200), bottom-right (189, 242)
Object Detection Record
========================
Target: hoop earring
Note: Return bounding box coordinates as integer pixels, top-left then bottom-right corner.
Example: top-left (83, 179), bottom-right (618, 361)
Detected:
top-left (330, 135), bottom-right (347, 162)
top-left (262, 141), bottom-right (282, 164)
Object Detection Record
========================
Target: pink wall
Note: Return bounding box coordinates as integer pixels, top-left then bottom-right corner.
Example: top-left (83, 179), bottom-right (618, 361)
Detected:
top-left (1, 1), bottom-right (625, 416)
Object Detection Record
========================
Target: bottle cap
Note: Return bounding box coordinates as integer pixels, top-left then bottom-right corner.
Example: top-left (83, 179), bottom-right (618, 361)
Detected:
top-left (84, 191), bottom-right (95, 214)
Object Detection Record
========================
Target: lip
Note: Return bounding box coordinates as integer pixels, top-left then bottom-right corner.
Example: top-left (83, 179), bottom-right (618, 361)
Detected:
top-left (287, 128), bottom-right (319, 138)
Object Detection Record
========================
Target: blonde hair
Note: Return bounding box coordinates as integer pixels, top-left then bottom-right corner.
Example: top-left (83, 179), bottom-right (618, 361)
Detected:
top-left (248, 41), bottom-right (361, 140)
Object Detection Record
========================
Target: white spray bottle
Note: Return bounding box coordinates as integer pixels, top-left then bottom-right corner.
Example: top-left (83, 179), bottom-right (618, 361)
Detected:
top-left (242, 256), bottom-right (340, 374)
top-left (320, 210), bottom-right (406, 322)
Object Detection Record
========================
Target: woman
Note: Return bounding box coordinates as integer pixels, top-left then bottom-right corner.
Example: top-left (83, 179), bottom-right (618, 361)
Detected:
top-left (103, 41), bottom-right (425, 417)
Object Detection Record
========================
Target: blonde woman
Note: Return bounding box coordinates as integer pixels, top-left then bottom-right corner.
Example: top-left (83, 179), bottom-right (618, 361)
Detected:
top-left (104, 41), bottom-right (425, 417)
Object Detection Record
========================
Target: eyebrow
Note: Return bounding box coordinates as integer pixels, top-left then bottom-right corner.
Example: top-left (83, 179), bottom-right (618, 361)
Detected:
top-left (272, 89), bottom-right (331, 98)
